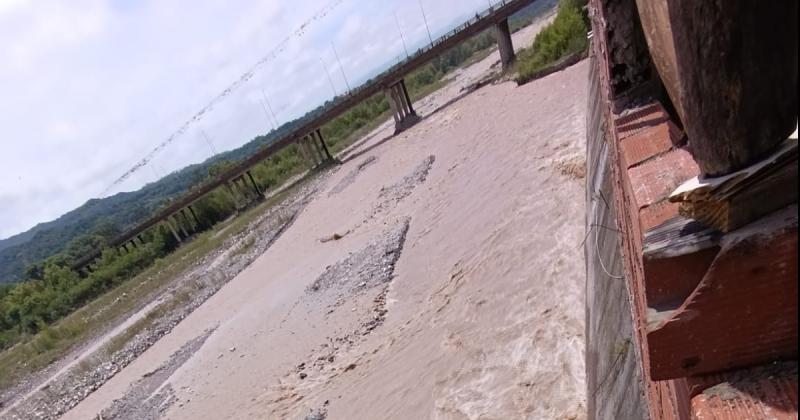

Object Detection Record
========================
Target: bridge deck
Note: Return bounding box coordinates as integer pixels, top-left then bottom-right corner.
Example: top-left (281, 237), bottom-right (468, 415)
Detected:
top-left (75, 0), bottom-right (538, 269)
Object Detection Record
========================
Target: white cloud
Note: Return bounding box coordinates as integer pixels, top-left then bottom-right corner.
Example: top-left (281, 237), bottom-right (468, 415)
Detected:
top-left (0, 0), bottom-right (497, 239)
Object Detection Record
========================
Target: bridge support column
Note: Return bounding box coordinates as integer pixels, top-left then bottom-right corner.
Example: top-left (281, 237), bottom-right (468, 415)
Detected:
top-left (311, 129), bottom-right (333, 162)
top-left (385, 87), bottom-right (401, 126)
top-left (166, 219), bottom-right (182, 243)
top-left (175, 214), bottom-right (189, 238)
top-left (298, 138), bottom-right (314, 169)
top-left (187, 205), bottom-right (201, 227)
top-left (225, 182), bottom-right (239, 205)
top-left (180, 208), bottom-right (194, 234)
top-left (384, 78), bottom-right (419, 134)
top-left (308, 133), bottom-right (326, 163)
top-left (246, 170), bottom-right (263, 197)
top-left (494, 19), bottom-right (515, 70)
top-left (300, 136), bottom-right (318, 168)
top-left (235, 176), bottom-right (250, 197)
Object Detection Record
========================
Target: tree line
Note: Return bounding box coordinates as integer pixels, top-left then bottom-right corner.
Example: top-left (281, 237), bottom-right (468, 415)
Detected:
top-left (0, 13), bottom-right (545, 352)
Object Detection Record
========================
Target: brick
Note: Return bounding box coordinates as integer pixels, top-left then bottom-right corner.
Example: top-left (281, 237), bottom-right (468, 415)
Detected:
top-left (627, 148), bottom-right (700, 211)
top-left (647, 206), bottom-right (798, 380)
top-left (642, 216), bottom-right (721, 317)
top-left (620, 120), bottom-right (685, 169)
top-left (691, 362), bottom-right (798, 420)
top-left (640, 200), bottom-right (680, 232)
top-left (616, 102), bottom-right (671, 139)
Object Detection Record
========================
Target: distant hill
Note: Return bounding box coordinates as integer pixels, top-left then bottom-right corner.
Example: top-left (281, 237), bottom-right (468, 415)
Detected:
top-left (0, 104), bottom-right (324, 283)
top-left (0, 2), bottom-right (556, 284)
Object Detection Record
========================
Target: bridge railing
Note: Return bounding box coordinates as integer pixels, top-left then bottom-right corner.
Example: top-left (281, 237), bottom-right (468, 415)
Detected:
top-left (73, 0), bottom-right (533, 271)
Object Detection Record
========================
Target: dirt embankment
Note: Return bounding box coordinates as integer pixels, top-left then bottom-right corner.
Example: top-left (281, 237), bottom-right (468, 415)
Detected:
top-left (1, 175), bottom-right (328, 420)
top-left (5, 18), bottom-right (588, 420)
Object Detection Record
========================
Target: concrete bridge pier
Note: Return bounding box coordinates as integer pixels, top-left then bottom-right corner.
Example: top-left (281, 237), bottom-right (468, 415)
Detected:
top-left (297, 138), bottom-right (314, 169)
top-left (384, 78), bottom-right (419, 134)
top-left (308, 133), bottom-right (326, 163)
top-left (494, 18), bottom-right (515, 70)
top-left (245, 170), bottom-right (263, 197)
top-left (311, 129), bottom-right (333, 162)
top-left (175, 213), bottom-right (189, 238)
top-left (166, 216), bottom-right (182, 243)
top-left (234, 176), bottom-right (251, 198)
top-left (180, 208), bottom-right (195, 233)
top-left (225, 181), bottom-right (241, 208)
top-left (300, 136), bottom-right (319, 168)
top-left (187, 206), bottom-right (201, 227)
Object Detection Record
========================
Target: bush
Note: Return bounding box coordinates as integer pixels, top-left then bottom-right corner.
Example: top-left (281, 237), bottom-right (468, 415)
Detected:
top-left (0, 12), bottom-right (547, 355)
top-left (516, 0), bottom-right (588, 81)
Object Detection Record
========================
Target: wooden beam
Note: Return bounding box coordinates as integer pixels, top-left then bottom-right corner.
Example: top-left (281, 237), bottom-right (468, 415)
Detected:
top-left (659, 1), bottom-right (797, 176)
top-left (670, 135), bottom-right (798, 233)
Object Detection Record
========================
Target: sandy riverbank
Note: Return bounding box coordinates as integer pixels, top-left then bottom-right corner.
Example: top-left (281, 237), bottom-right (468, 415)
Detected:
top-left (35, 18), bottom-right (588, 420)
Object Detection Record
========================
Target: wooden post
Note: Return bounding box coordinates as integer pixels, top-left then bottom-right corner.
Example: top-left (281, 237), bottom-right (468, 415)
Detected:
top-left (642, 1), bottom-right (798, 176)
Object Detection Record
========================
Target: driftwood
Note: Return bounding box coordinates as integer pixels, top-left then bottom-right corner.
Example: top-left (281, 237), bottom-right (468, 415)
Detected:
top-left (669, 130), bottom-right (798, 233)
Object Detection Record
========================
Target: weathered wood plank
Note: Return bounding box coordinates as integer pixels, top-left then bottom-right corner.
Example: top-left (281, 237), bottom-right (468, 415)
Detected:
top-left (664, 1), bottom-right (798, 176)
top-left (669, 136), bottom-right (798, 232)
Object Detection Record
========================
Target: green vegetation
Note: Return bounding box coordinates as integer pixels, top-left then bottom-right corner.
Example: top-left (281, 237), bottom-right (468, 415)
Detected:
top-left (516, 0), bottom-right (589, 82)
top-left (0, 187), bottom-right (298, 390)
top-left (0, 3), bottom-right (554, 385)
top-left (0, 1), bottom-right (558, 285)
top-left (0, 24), bottom-right (505, 356)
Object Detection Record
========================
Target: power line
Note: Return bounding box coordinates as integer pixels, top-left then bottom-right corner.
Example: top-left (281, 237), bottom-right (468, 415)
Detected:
top-left (99, 0), bottom-right (346, 196)
top-left (260, 88), bottom-right (280, 128)
top-left (331, 41), bottom-right (351, 93)
top-left (394, 11), bottom-right (409, 59)
top-left (419, 0), bottom-right (434, 46)
top-left (200, 128), bottom-right (219, 155)
top-left (258, 99), bottom-right (275, 131)
top-left (320, 58), bottom-right (338, 97)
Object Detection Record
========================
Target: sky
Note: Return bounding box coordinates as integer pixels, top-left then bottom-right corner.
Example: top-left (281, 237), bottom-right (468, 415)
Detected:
top-left (0, 0), bottom-right (498, 239)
